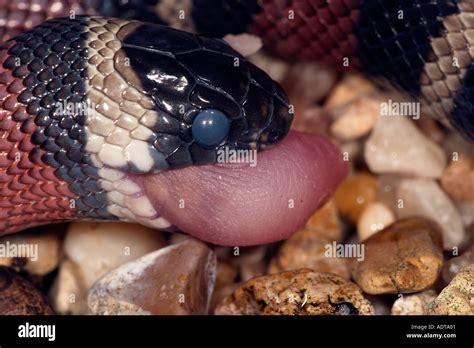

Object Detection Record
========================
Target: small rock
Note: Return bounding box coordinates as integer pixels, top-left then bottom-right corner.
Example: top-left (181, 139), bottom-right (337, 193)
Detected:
top-left (0, 230), bottom-right (62, 276)
top-left (291, 102), bottom-right (331, 136)
top-left (64, 221), bottom-right (167, 288)
top-left (88, 239), bottom-right (216, 315)
top-left (215, 269), bottom-right (374, 315)
top-left (351, 218), bottom-right (443, 294)
top-left (396, 178), bottom-right (465, 250)
top-left (234, 246), bottom-right (268, 282)
top-left (49, 258), bottom-right (88, 315)
top-left (283, 62), bottom-right (337, 103)
top-left (209, 261), bottom-right (239, 313)
top-left (441, 156), bottom-right (474, 201)
top-left (330, 96), bottom-right (381, 141)
top-left (0, 267), bottom-right (54, 315)
top-left (357, 202), bottom-right (396, 242)
top-left (455, 199), bottom-right (474, 227)
top-left (364, 117), bottom-right (447, 179)
top-left (305, 199), bottom-right (343, 241)
top-left (223, 33), bottom-right (262, 57)
top-left (268, 232), bottom-right (349, 279)
top-left (365, 295), bottom-right (392, 315)
top-left (248, 52), bottom-right (289, 83)
top-left (334, 172), bottom-right (378, 224)
top-left (428, 264), bottom-right (474, 315)
top-left (268, 200), bottom-right (348, 278)
top-left (377, 174), bottom-right (402, 211)
top-left (391, 290), bottom-right (437, 315)
top-left (442, 247), bottom-right (473, 284)
top-left (339, 141), bottom-right (363, 167)
top-left (325, 74), bottom-right (378, 109)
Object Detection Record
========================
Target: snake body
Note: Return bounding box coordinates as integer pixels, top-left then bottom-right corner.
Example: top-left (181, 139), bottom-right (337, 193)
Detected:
top-left (0, 8), bottom-right (290, 234)
top-left (1, 0), bottom-right (473, 235)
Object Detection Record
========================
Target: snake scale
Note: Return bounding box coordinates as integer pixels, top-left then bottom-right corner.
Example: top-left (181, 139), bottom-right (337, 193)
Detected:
top-left (0, 0), bottom-right (473, 236)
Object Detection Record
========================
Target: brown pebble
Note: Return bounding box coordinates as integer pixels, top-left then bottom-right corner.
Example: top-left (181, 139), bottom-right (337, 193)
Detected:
top-left (87, 239), bottom-right (216, 315)
top-left (334, 172), bottom-right (378, 224)
top-left (305, 199), bottom-right (342, 241)
top-left (0, 267), bottom-right (54, 315)
top-left (351, 218), bottom-right (443, 294)
top-left (441, 156), bottom-right (474, 202)
top-left (215, 269), bottom-right (374, 315)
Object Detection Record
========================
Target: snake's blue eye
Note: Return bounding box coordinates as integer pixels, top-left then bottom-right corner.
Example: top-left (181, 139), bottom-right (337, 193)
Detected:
top-left (192, 109), bottom-right (230, 148)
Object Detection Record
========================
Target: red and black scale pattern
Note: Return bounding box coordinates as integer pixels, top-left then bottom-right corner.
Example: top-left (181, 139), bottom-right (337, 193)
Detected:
top-left (0, 17), bottom-right (115, 233)
top-left (192, 0), bottom-right (474, 141)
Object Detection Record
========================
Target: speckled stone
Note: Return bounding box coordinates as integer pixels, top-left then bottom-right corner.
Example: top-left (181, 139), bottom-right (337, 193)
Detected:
top-left (441, 156), bottom-right (474, 202)
top-left (396, 178), bottom-right (465, 250)
top-left (87, 239), bottom-right (216, 315)
top-left (351, 218), bottom-right (443, 294)
top-left (428, 264), bottom-right (474, 315)
top-left (365, 117), bottom-right (447, 179)
top-left (391, 290), bottom-right (437, 315)
top-left (334, 172), bottom-right (378, 224)
top-left (0, 267), bottom-right (54, 315)
top-left (215, 269), bottom-right (374, 315)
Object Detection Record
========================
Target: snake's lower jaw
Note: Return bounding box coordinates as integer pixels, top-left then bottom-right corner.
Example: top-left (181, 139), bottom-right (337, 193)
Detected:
top-left (138, 131), bottom-right (347, 246)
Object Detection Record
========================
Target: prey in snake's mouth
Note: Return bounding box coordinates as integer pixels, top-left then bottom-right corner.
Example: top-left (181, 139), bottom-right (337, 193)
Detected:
top-left (0, 16), bottom-right (347, 245)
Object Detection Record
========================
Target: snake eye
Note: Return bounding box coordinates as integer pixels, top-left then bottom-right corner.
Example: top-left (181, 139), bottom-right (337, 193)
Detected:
top-left (192, 109), bottom-right (230, 148)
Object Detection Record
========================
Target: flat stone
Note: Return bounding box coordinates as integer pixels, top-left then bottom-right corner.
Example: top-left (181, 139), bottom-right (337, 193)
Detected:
top-left (0, 267), bottom-right (54, 315)
top-left (87, 239), bottom-right (216, 315)
top-left (428, 264), bottom-right (474, 315)
top-left (396, 178), bottom-right (465, 250)
top-left (357, 202), bottom-right (396, 242)
top-left (64, 221), bottom-right (167, 288)
top-left (334, 172), bottom-right (378, 224)
top-left (391, 290), bottom-right (437, 315)
top-left (215, 269), bottom-right (374, 315)
top-left (441, 156), bottom-right (474, 201)
top-left (351, 218), bottom-right (443, 294)
top-left (365, 117), bottom-right (447, 179)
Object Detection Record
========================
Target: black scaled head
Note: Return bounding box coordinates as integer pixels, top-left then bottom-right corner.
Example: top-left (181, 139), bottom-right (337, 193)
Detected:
top-left (116, 22), bottom-right (293, 169)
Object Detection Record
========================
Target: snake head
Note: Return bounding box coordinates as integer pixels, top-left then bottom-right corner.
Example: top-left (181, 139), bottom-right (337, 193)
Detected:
top-left (110, 21), bottom-right (293, 171)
